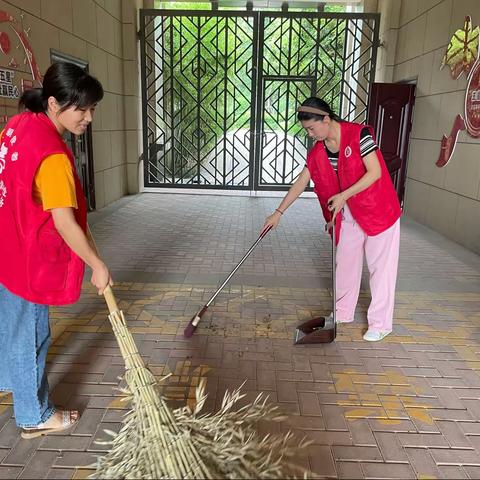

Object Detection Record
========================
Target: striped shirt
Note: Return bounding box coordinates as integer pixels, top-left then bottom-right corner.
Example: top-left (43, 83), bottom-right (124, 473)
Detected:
top-left (325, 127), bottom-right (378, 171)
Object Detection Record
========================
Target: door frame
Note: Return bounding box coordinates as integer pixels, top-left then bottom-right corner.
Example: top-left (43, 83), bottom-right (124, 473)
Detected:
top-left (367, 80), bottom-right (416, 207)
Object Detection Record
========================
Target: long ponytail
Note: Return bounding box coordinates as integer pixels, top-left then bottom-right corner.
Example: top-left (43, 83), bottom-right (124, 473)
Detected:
top-left (18, 88), bottom-right (46, 113)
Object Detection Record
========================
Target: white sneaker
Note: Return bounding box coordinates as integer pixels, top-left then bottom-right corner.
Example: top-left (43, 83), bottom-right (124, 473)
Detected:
top-left (363, 330), bottom-right (391, 342)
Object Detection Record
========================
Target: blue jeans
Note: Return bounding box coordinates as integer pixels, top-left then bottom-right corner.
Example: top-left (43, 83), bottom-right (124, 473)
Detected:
top-left (0, 284), bottom-right (55, 427)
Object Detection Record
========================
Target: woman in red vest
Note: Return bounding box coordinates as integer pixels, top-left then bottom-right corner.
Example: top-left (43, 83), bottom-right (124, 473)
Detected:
top-left (0, 63), bottom-right (112, 438)
top-left (263, 97), bottom-right (401, 342)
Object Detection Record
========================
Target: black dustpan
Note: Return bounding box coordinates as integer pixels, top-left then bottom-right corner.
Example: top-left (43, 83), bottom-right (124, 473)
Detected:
top-left (294, 217), bottom-right (337, 345)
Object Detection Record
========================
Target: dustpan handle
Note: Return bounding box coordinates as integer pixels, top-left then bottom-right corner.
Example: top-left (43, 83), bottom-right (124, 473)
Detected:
top-left (103, 285), bottom-right (119, 314)
top-left (332, 216), bottom-right (336, 325)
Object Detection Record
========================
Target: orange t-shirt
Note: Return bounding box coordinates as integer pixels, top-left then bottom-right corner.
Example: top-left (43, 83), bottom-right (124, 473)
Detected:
top-left (33, 154), bottom-right (78, 210)
top-left (0, 129), bottom-right (77, 210)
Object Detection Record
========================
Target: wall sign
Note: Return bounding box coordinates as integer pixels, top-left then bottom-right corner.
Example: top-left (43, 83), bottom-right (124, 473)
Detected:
top-left (0, 67), bottom-right (19, 98)
top-left (437, 15), bottom-right (480, 167)
top-left (0, 9), bottom-right (41, 117)
top-left (465, 59), bottom-right (480, 137)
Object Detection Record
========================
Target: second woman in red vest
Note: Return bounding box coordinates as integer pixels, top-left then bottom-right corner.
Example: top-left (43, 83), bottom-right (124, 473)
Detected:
top-left (263, 97), bottom-right (401, 342)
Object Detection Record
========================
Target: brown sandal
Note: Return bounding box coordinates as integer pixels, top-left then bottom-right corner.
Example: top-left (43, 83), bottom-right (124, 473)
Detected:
top-left (21, 410), bottom-right (79, 439)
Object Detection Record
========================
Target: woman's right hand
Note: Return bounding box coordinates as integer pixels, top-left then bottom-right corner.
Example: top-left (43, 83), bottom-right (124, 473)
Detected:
top-left (91, 261), bottom-right (113, 295)
top-left (261, 210), bottom-right (282, 235)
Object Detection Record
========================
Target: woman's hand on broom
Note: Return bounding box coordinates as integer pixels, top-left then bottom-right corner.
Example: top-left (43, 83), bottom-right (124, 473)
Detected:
top-left (327, 192), bottom-right (347, 222)
top-left (91, 261), bottom-right (113, 295)
top-left (262, 209), bottom-right (282, 235)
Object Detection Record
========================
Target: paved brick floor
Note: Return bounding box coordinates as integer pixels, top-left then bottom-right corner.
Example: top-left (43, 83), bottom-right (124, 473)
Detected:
top-left (1, 193), bottom-right (480, 479)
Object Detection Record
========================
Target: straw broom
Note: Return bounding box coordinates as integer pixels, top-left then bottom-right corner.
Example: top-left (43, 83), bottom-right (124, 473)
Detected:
top-left (91, 286), bottom-right (310, 479)
top-left (95, 285), bottom-right (213, 479)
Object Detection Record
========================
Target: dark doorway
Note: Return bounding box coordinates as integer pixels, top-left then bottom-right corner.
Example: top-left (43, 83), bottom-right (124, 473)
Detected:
top-left (50, 50), bottom-right (96, 211)
top-left (367, 82), bottom-right (416, 207)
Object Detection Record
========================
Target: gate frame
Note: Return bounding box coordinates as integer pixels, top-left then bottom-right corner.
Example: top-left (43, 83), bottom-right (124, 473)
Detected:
top-left (139, 8), bottom-right (380, 192)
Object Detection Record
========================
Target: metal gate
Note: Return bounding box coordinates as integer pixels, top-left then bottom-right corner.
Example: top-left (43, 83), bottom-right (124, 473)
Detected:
top-left (140, 9), bottom-right (379, 190)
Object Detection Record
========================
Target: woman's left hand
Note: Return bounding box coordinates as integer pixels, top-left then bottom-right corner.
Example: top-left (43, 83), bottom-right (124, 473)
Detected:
top-left (327, 192), bottom-right (347, 221)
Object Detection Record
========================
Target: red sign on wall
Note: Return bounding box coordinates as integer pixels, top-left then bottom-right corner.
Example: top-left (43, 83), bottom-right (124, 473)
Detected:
top-left (465, 59), bottom-right (480, 138)
top-left (437, 16), bottom-right (480, 167)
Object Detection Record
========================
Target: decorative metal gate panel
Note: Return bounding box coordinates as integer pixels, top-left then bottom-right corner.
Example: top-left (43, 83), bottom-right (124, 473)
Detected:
top-left (140, 9), bottom-right (379, 190)
top-left (141, 11), bottom-right (257, 188)
top-left (255, 12), bottom-right (379, 189)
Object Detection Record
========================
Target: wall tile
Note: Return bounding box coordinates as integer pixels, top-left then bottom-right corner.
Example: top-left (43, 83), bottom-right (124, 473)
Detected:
top-left (122, 0), bottom-right (135, 24)
top-left (124, 95), bottom-right (140, 130)
top-left (403, 178), bottom-right (431, 224)
top-left (406, 14), bottom-right (427, 60)
top-left (107, 53), bottom-right (123, 95)
top-left (443, 142), bottom-right (480, 199)
top-left (96, 4), bottom-right (115, 55)
top-left (93, 130), bottom-right (112, 172)
top-left (437, 90), bottom-right (466, 139)
top-left (99, 92), bottom-right (117, 130)
top-left (399, 0), bottom-right (419, 27)
top-left (454, 195), bottom-right (480, 254)
top-left (125, 130), bottom-right (140, 164)
top-left (127, 162), bottom-right (141, 194)
top-left (105, 0), bottom-right (121, 20)
top-left (395, 23), bottom-right (407, 64)
top-left (40, 0), bottom-right (73, 32)
top-left (58, 30), bottom-right (88, 62)
top-left (110, 130), bottom-right (126, 167)
top-left (3, 0), bottom-right (37, 17)
top-left (423, 0), bottom-right (453, 53)
top-left (123, 60), bottom-right (137, 97)
top-left (418, 0), bottom-right (445, 15)
top-left (72, 0), bottom-right (97, 45)
top-left (122, 24), bottom-right (136, 61)
top-left (87, 44), bottom-right (108, 89)
top-left (94, 169), bottom-right (105, 209)
top-left (104, 165), bottom-right (124, 204)
top-left (415, 50), bottom-right (434, 96)
top-left (92, 99), bottom-right (103, 131)
top-left (411, 95), bottom-right (442, 140)
top-left (407, 139), bottom-right (446, 189)
top-left (116, 94), bottom-right (126, 130)
top-left (424, 185), bottom-right (459, 238)
top-left (392, 60), bottom-right (410, 83)
top-left (113, 18), bottom-right (122, 58)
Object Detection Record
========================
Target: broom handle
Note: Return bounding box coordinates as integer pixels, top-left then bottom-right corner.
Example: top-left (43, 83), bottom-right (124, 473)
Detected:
top-left (205, 225), bottom-right (272, 308)
top-left (87, 224), bottom-right (118, 314)
top-left (103, 285), bottom-right (119, 314)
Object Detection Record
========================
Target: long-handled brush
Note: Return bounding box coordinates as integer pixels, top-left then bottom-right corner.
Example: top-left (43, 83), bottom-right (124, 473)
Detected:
top-left (184, 225), bottom-right (272, 338)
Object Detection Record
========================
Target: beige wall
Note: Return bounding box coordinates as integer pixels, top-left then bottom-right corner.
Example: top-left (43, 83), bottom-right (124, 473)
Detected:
top-left (375, 0), bottom-right (480, 254)
top-left (0, 0), bottom-right (144, 209)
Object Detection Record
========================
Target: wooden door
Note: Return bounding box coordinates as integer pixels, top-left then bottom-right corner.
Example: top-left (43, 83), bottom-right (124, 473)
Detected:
top-left (367, 82), bottom-right (416, 206)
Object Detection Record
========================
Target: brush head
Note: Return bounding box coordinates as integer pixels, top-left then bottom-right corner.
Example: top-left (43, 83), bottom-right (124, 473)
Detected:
top-left (183, 314), bottom-right (201, 338)
top-left (183, 321), bottom-right (197, 338)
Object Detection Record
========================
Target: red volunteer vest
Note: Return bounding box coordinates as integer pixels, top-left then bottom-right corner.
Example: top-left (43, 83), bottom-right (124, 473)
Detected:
top-left (0, 112), bottom-right (87, 305)
top-left (306, 121), bottom-right (401, 243)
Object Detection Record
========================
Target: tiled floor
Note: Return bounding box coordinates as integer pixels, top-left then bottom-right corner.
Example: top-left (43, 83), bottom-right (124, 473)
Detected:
top-left (1, 193), bottom-right (480, 479)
